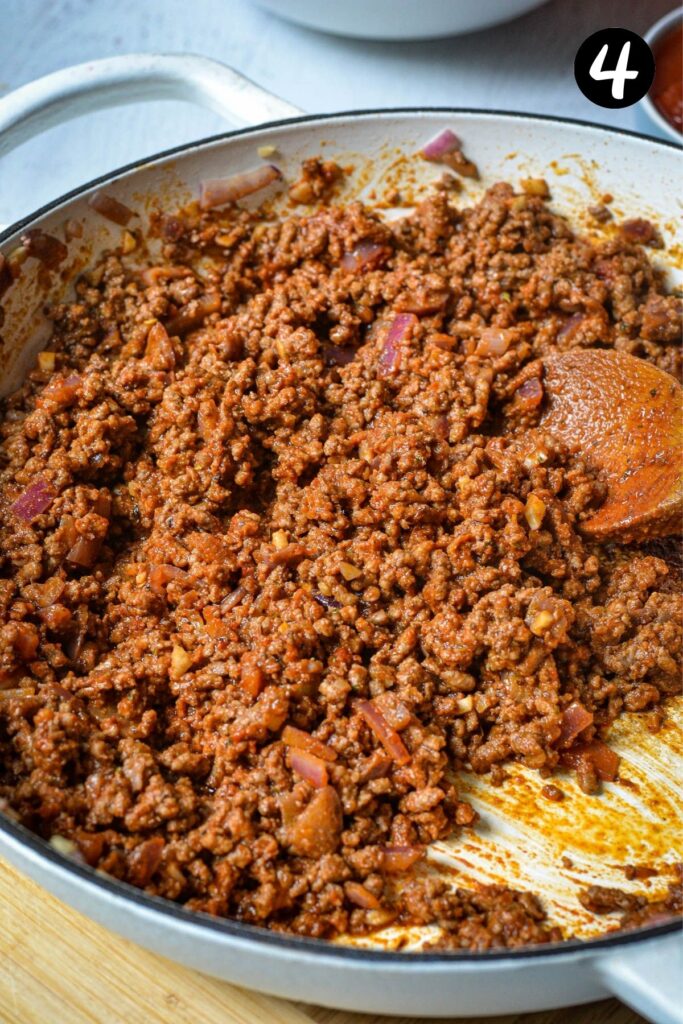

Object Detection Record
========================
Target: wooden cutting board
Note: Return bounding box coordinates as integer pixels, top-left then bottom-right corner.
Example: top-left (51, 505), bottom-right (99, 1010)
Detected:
top-left (0, 857), bottom-right (644, 1024)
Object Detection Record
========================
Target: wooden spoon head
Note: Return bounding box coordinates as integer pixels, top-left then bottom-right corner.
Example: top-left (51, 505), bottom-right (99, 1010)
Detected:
top-left (541, 349), bottom-right (682, 543)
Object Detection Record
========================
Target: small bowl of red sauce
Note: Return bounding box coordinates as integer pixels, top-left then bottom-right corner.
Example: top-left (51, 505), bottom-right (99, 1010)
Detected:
top-left (641, 8), bottom-right (682, 142)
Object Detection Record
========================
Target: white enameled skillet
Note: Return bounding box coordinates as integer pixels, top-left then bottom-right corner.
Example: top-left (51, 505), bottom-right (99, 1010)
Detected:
top-left (0, 54), bottom-right (681, 1023)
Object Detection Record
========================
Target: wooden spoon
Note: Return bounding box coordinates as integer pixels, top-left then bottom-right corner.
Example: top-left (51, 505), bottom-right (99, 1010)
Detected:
top-left (541, 348), bottom-right (682, 543)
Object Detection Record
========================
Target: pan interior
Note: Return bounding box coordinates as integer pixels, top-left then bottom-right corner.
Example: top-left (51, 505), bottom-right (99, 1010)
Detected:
top-left (343, 701), bottom-right (682, 950)
top-left (0, 111), bottom-right (681, 953)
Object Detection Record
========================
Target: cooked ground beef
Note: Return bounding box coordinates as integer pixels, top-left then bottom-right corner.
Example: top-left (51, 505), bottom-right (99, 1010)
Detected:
top-left (580, 873), bottom-right (682, 932)
top-left (0, 161), bottom-right (681, 948)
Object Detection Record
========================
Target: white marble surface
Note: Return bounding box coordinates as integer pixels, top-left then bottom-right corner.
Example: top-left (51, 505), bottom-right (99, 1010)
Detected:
top-left (0, 0), bottom-right (673, 225)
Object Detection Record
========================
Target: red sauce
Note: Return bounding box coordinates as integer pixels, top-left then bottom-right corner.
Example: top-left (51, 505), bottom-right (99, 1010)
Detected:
top-left (650, 22), bottom-right (683, 133)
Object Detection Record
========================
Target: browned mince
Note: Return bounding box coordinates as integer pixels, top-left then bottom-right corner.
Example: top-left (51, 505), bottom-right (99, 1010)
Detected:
top-left (579, 876), bottom-right (682, 932)
top-left (1, 162), bottom-right (682, 947)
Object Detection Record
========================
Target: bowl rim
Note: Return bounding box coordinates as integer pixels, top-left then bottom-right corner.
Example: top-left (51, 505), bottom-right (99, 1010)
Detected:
top-left (1, 811), bottom-right (679, 965)
top-left (641, 6), bottom-right (683, 144)
top-left (250, 0), bottom-right (548, 42)
top-left (0, 105), bottom-right (680, 965)
top-left (1, 104), bottom-right (681, 248)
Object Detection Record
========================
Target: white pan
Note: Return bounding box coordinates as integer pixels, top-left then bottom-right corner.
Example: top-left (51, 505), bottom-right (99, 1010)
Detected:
top-left (0, 54), bottom-right (681, 1023)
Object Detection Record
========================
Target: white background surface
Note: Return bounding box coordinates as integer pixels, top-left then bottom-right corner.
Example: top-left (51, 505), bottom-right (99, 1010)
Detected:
top-left (0, 0), bottom-right (675, 226)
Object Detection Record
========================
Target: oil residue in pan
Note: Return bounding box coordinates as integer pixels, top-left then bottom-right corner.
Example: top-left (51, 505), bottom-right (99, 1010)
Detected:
top-left (343, 700), bottom-right (682, 950)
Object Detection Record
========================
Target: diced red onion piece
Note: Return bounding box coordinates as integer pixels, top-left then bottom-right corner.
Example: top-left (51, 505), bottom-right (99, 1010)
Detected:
top-left (128, 835), bottom-right (164, 887)
top-left (357, 700), bottom-right (411, 766)
top-left (379, 313), bottom-right (417, 377)
top-left (149, 564), bottom-right (188, 595)
top-left (383, 845), bottom-right (424, 874)
top-left (341, 240), bottom-right (385, 272)
top-left (345, 881), bottom-right (381, 909)
top-left (282, 724), bottom-right (337, 762)
top-left (557, 312), bottom-right (585, 339)
top-left (557, 703), bottom-right (594, 749)
top-left (38, 373), bottom-right (82, 409)
top-left (65, 629), bottom-right (86, 662)
top-left (94, 492), bottom-right (112, 519)
top-left (422, 128), bottom-right (462, 161)
top-left (144, 321), bottom-right (176, 370)
top-left (165, 294), bottom-right (221, 336)
top-left (22, 230), bottom-right (68, 270)
top-left (66, 535), bottom-right (102, 568)
top-left (515, 375), bottom-right (544, 409)
top-left (313, 591), bottom-right (342, 609)
top-left (323, 345), bottom-right (356, 367)
top-left (362, 754), bottom-right (392, 780)
top-left (289, 749), bottom-right (329, 789)
top-left (10, 478), bottom-right (57, 522)
top-left (264, 542), bottom-right (309, 569)
top-left (199, 165), bottom-right (282, 210)
top-left (88, 191), bottom-right (134, 226)
top-left (476, 327), bottom-right (513, 357)
top-left (221, 585), bottom-right (246, 611)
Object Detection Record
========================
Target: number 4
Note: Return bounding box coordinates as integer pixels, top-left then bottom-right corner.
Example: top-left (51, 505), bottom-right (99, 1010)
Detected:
top-left (589, 42), bottom-right (638, 100)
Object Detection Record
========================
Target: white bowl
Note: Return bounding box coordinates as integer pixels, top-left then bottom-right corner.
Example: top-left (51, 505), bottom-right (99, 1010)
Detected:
top-left (638, 7), bottom-right (682, 144)
top-left (251, 0), bottom-right (548, 40)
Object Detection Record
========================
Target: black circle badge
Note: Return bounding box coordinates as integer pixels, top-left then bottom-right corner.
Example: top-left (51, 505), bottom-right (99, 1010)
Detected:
top-left (574, 28), bottom-right (655, 109)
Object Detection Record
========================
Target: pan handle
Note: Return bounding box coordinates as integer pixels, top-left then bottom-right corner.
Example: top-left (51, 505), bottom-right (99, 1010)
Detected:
top-left (0, 52), bottom-right (303, 159)
top-left (596, 930), bottom-right (683, 1024)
